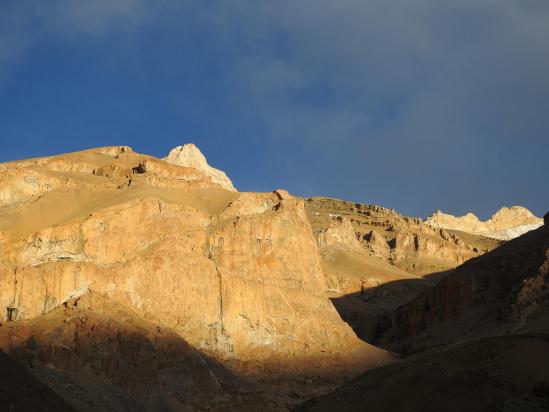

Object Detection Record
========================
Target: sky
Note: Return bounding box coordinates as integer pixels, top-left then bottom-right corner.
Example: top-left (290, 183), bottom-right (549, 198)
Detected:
top-left (0, 1), bottom-right (548, 219)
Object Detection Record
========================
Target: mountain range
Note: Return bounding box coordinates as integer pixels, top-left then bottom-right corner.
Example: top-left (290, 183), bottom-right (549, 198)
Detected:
top-left (0, 144), bottom-right (546, 411)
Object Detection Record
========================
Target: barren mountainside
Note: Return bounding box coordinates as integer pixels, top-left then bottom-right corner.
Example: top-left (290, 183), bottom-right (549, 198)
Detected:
top-left (0, 144), bottom-right (545, 411)
top-left (0, 145), bottom-right (390, 410)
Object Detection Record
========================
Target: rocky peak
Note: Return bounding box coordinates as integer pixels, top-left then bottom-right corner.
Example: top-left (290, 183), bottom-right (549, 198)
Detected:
top-left (164, 143), bottom-right (236, 191)
top-left (426, 210), bottom-right (481, 229)
top-left (425, 206), bottom-right (543, 240)
top-left (490, 206), bottom-right (538, 225)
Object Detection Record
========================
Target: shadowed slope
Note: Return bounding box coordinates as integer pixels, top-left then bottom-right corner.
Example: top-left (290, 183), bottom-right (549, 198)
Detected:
top-left (0, 292), bottom-right (265, 411)
top-left (295, 335), bottom-right (549, 412)
top-left (0, 349), bottom-right (76, 412)
top-left (378, 224), bottom-right (549, 353)
top-left (330, 273), bottom-right (443, 343)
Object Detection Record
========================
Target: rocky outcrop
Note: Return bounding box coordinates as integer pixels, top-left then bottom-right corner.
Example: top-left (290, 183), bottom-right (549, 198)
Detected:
top-left (425, 206), bottom-right (543, 240)
top-left (386, 229), bottom-right (475, 265)
top-left (0, 167), bottom-right (68, 210)
top-left (316, 216), bottom-right (360, 249)
top-left (362, 230), bottom-right (391, 259)
top-left (164, 143), bottom-right (236, 191)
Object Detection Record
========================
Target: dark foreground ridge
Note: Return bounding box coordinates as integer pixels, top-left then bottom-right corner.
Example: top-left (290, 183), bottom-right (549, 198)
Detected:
top-left (295, 335), bottom-right (549, 412)
top-left (0, 349), bottom-right (76, 412)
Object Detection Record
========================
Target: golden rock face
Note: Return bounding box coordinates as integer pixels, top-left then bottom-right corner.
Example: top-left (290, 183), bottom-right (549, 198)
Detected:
top-left (0, 146), bottom-right (388, 374)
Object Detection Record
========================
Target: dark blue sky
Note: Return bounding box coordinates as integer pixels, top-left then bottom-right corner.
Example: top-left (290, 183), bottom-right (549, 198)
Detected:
top-left (1, 1), bottom-right (548, 219)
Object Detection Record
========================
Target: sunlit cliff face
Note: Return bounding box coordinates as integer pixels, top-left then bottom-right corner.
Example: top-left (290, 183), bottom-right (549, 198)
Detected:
top-left (0, 146), bottom-right (388, 376)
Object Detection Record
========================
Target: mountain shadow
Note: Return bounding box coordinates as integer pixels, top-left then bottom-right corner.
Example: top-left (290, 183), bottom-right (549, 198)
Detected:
top-left (376, 224), bottom-right (549, 354)
top-left (0, 292), bottom-right (265, 412)
top-left (331, 224), bottom-right (549, 355)
top-left (0, 348), bottom-right (76, 412)
top-left (330, 270), bottom-right (450, 344)
top-left (294, 334), bottom-right (549, 412)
